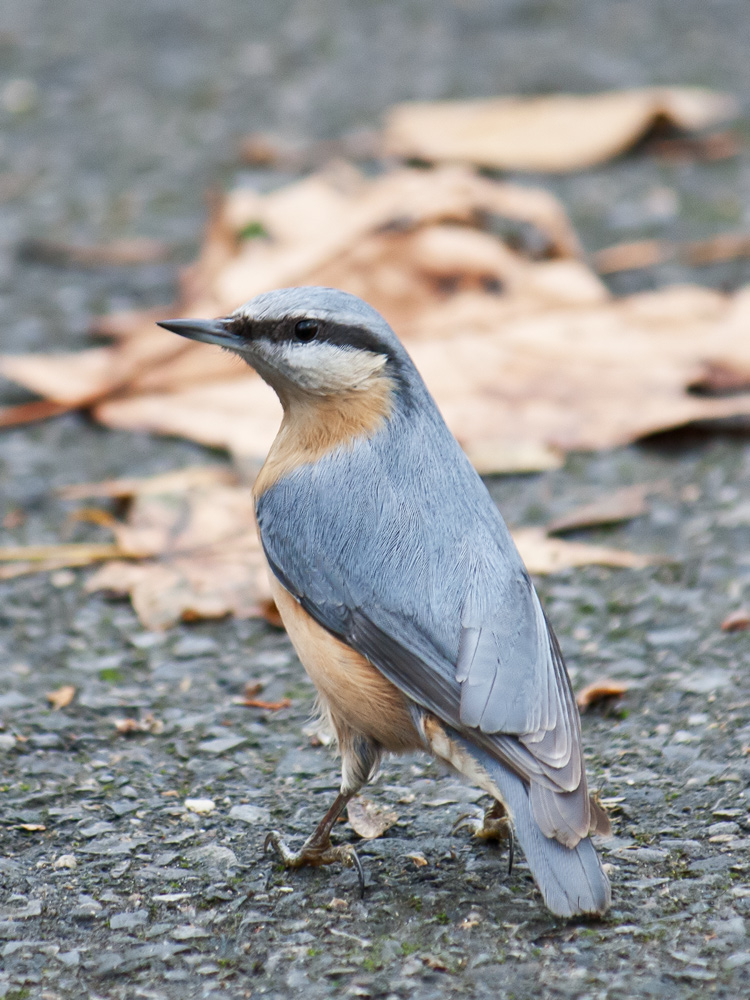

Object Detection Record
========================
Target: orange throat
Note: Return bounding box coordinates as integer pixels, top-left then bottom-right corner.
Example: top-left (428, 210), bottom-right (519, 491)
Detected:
top-left (253, 374), bottom-right (395, 498)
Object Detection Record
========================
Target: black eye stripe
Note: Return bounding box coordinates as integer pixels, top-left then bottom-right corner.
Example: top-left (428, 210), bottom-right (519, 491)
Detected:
top-left (294, 319), bottom-right (319, 342)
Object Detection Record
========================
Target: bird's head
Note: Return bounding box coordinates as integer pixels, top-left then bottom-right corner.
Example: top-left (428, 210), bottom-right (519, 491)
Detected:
top-left (158, 287), bottom-right (407, 405)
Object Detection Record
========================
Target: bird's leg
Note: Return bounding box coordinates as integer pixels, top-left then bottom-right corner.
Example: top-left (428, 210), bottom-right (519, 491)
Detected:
top-left (265, 790), bottom-right (362, 864)
top-left (454, 799), bottom-right (515, 874)
top-left (265, 730), bottom-right (380, 896)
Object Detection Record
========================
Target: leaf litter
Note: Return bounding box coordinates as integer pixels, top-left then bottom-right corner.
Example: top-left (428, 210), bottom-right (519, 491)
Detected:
top-left (346, 797), bottom-right (399, 840)
top-left (1, 467), bottom-right (656, 630)
top-left (383, 87), bottom-right (737, 172)
top-left (577, 680), bottom-right (629, 711)
top-left (3, 89), bottom-right (748, 628)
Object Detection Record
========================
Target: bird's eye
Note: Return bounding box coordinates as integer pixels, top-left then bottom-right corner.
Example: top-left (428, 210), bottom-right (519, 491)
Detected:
top-left (294, 319), bottom-right (319, 343)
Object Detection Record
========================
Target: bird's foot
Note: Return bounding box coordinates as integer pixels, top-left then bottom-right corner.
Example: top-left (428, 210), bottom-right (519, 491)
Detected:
top-left (264, 831), bottom-right (365, 896)
top-left (454, 801), bottom-right (515, 874)
top-left (454, 800), bottom-right (511, 841)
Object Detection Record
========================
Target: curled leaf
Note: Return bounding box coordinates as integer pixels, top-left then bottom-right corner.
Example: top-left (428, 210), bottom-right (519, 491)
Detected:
top-left (46, 685), bottom-right (76, 711)
top-left (346, 796), bottom-right (399, 840)
top-left (721, 609), bottom-right (750, 632)
top-left (576, 680), bottom-right (629, 711)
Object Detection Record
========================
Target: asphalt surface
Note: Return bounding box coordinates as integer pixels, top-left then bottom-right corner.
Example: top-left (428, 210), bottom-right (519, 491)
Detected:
top-left (1, 3), bottom-right (750, 998)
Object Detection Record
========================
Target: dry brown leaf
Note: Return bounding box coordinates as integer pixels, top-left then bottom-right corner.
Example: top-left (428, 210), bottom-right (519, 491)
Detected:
top-left (85, 482), bottom-right (272, 630)
top-left (594, 239), bottom-right (668, 274)
top-left (3, 156), bottom-right (750, 484)
top-left (2, 508), bottom-right (25, 529)
top-left (0, 398), bottom-right (75, 429)
top-left (259, 597), bottom-right (284, 629)
top-left (239, 129), bottom-right (381, 170)
top-left (58, 465), bottom-right (237, 500)
top-left (11, 474), bottom-right (654, 625)
top-left (242, 697), bottom-right (291, 711)
top-left (19, 237), bottom-right (170, 268)
top-left (594, 231), bottom-right (750, 275)
top-left (67, 285), bottom-right (750, 476)
top-left (384, 88), bottom-right (737, 172)
top-left (422, 955), bottom-right (449, 972)
top-left (721, 609), bottom-right (750, 633)
top-left (0, 165), bottom-right (582, 423)
top-left (576, 680), bottom-right (629, 710)
top-left (406, 853), bottom-right (429, 867)
top-left (0, 542), bottom-right (122, 580)
top-left (114, 713), bottom-right (163, 735)
top-left (46, 685), bottom-right (76, 710)
top-left (647, 130), bottom-right (740, 163)
top-left (346, 796), bottom-right (399, 840)
top-left (546, 485), bottom-right (653, 535)
top-left (513, 528), bottom-right (655, 574)
top-left (464, 440), bottom-right (563, 475)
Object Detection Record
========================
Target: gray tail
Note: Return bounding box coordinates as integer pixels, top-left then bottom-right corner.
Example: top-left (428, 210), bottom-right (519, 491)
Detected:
top-left (466, 745), bottom-right (611, 918)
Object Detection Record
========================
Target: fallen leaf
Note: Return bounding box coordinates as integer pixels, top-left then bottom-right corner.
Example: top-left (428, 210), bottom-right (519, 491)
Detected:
top-left (346, 796), bottom-right (399, 840)
top-left (18, 237), bottom-right (170, 268)
top-left (242, 697), bottom-right (291, 711)
top-left (58, 465), bottom-right (237, 500)
top-left (406, 852), bottom-right (428, 867)
top-left (422, 955), bottom-right (449, 971)
top-left (721, 609), bottom-right (750, 632)
top-left (690, 360), bottom-right (750, 396)
top-left (513, 528), bottom-right (655, 573)
top-left (647, 130), bottom-right (740, 163)
top-left (239, 129), bottom-right (381, 171)
top-left (259, 597), bottom-right (284, 629)
top-left (0, 543), bottom-right (120, 563)
top-left (459, 917), bottom-right (481, 929)
top-left (327, 897), bottom-right (348, 911)
top-left (46, 685), bottom-right (76, 710)
top-left (184, 798), bottom-right (215, 815)
top-left (2, 508), bottom-right (25, 529)
top-left (113, 718), bottom-right (141, 734)
top-left (384, 88), bottom-right (738, 172)
top-left (68, 507), bottom-right (119, 529)
top-left (114, 713), bottom-right (163, 735)
top-left (302, 721), bottom-right (335, 747)
top-left (594, 231), bottom-right (750, 275)
top-left (546, 484), bottom-right (653, 535)
top-left (0, 542), bottom-right (123, 580)
top-left (5, 162), bottom-right (750, 474)
top-left (685, 232), bottom-right (750, 267)
top-left (594, 239), bottom-right (668, 274)
top-left (0, 398), bottom-right (76, 429)
top-left (18, 823), bottom-right (46, 832)
top-left (576, 680), bottom-right (629, 710)
top-left (85, 482), bottom-right (272, 630)
top-left (68, 284), bottom-right (750, 476)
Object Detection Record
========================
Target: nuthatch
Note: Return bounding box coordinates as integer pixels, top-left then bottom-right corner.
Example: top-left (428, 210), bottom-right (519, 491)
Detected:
top-left (158, 288), bottom-right (611, 917)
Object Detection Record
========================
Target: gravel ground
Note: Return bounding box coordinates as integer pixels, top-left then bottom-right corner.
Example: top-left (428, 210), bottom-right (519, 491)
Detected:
top-left (1, 3), bottom-right (750, 998)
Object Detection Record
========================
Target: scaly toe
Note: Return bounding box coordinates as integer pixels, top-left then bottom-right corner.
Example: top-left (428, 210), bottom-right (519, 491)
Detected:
top-left (452, 811), bottom-right (482, 837)
top-left (263, 832), bottom-right (366, 894)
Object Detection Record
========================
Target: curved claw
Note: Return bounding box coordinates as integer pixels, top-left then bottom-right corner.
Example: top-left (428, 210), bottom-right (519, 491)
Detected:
top-left (264, 830), bottom-right (282, 855)
top-left (452, 811), bottom-right (482, 837)
top-left (507, 828), bottom-right (515, 876)
top-left (454, 803), bottom-right (515, 877)
top-left (262, 828), bottom-right (366, 896)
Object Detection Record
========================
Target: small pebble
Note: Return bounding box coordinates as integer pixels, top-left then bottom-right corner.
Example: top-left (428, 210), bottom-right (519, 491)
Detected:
top-left (53, 854), bottom-right (77, 870)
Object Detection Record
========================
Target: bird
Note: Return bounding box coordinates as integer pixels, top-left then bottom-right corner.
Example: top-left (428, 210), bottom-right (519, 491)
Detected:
top-left (157, 287), bottom-right (611, 918)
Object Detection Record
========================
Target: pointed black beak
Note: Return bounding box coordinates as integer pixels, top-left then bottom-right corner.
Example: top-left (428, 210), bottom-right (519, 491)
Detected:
top-left (156, 317), bottom-right (239, 349)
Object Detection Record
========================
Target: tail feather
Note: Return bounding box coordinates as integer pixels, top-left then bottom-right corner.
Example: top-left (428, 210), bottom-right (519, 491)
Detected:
top-left (464, 742), bottom-right (611, 917)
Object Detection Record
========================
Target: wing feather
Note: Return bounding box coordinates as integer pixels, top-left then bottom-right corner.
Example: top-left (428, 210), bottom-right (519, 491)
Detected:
top-left (257, 423), bottom-right (592, 845)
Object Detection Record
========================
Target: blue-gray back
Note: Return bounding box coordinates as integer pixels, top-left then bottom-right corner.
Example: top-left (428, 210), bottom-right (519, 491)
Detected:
top-left (257, 359), bottom-right (589, 843)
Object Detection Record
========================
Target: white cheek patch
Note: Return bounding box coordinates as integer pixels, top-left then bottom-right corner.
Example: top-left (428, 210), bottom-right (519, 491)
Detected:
top-left (257, 340), bottom-right (387, 393)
